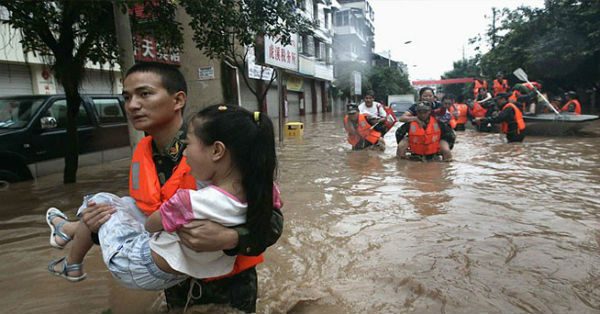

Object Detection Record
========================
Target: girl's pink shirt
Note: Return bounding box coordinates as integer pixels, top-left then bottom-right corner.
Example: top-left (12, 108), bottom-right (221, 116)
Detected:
top-left (159, 184), bottom-right (282, 232)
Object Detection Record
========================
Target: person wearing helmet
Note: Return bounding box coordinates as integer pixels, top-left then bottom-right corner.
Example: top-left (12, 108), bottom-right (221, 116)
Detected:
top-left (560, 91), bottom-right (582, 114)
top-left (474, 92), bottom-right (526, 143)
top-left (492, 72), bottom-right (510, 96)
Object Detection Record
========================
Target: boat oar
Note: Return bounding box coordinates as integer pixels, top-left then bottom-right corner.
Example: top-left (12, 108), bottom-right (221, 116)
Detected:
top-left (513, 68), bottom-right (561, 115)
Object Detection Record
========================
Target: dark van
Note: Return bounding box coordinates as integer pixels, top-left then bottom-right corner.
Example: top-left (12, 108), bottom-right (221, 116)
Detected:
top-left (0, 94), bottom-right (130, 182)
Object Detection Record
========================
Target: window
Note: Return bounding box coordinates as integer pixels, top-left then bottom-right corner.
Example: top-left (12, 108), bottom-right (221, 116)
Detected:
top-left (303, 35), bottom-right (315, 56)
top-left (0, 6), bottom-right (9, 21)
top-left (43, 99), bottom-right (90, 129)
top-left (92, 98), bottom-right (126, 124)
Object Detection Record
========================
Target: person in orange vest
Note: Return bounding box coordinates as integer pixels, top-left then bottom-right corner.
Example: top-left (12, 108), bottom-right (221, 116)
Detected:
top-left (44, 63), bottom-right (282, 312)
top-left (560, 91), bottom-right (582, 114)
top-left (474, 92), bottom-right (526, 142)
top-left (358, 90), bottom-right (393, 135)
top-left (473, 75), bottom-right (488, 98)
top-left (45, 104), bottom-right (281, 294)
top-left (492, 72), bottom-right (510, 96)
top-left (469, 87), bottom-right (496, 132)
top-left (396, 102), bottom-right (452, 161)
top-left (450, 95), bottom-right (469, 131)
top-left (344, 103), bottom-right (384, 150)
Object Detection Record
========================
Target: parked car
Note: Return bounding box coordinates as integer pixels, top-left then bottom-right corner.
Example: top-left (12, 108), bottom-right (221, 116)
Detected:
top-left (0, 94), bottom-right (130, 182)
top-left (390, 101), bottom-right (413, 117)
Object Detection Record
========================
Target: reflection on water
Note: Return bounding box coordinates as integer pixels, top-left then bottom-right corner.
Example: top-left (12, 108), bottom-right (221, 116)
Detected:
top-left (1, 114), bottom-right (599, 313)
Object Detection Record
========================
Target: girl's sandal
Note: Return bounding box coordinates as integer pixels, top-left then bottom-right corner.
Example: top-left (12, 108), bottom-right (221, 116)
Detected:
top-left (46, 207), bottom-right (72, 249)
top-left (47, 256), bottom-right (87, 282)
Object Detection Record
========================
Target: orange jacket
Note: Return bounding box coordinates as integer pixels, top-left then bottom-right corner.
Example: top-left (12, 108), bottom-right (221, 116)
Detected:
top-left (344, 114), bottom-right (382, 146)
top-left (560, 99), bottom-right (581, 114)
top-left (450, 103), bottom-right (468, 124)
top-left (473, 80), bottom-right (488, 96)
top-left (492, 79), bottom-right (509, 96)
top-left (129, 136), bottom-right (263, 280)
top-left (408, 116), bottom-right (441, 156)
top-left (469, 101), bottom-right (487, 118)
top-left (500, 103), bottom-right (526, 134)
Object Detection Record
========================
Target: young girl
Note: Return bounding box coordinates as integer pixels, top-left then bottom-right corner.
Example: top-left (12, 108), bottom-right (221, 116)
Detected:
top-left (45, 104), bottom-right (279, 292)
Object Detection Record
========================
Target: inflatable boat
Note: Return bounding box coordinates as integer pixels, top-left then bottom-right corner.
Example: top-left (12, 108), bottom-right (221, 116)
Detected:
top-left (522, 113), bottom-right (599, 135)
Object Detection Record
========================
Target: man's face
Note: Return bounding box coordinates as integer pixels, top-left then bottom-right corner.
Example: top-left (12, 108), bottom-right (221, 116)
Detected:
top-left (443, 99), bottom-right (453, 108)
top-left (416, 109), bottom-right (430, 121)
top-left (364, 95), bottom-right (374, 106)
top-left (122, 71), bottom-right (184, 133)
top-left (348, 112), bottom-right (359, 122)
top-left (497, 97), bottom-right (508, 106)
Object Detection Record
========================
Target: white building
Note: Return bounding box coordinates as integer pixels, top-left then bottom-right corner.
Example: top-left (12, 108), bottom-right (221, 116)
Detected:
top-left (239, 0), bottom-right (339, 118)
top-left (0, 7), bottom-right (121, 97)
top-left (333, 0), bottom-right (375, 64)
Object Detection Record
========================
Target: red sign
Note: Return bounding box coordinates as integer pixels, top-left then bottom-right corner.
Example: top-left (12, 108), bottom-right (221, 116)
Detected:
top-left (133, 35), bottom-right (181, 66)
top-left (412, 78), bottom-right (474, 85)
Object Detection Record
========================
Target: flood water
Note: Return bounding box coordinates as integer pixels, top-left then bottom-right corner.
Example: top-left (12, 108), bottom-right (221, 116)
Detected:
top-left (1, 114), bottom-right (599, 314)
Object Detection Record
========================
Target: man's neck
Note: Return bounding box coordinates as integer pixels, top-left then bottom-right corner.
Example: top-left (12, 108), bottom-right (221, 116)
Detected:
top-left (150, 118), bottom-right (183, 152)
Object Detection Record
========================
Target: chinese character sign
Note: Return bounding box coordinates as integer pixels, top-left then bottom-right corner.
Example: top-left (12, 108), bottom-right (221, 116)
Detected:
top-left (353, 71), bottom-right (361, 95)
top-left (247, 46), bottom-right (274, 81)
top-left (133, 35), bottom-right (181, 66)
top-left (264, 35), bottom-right (298, 71)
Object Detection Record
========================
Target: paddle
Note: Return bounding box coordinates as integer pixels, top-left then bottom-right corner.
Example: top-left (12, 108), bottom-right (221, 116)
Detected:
top-left (513, 68), bottom-right (561, 115)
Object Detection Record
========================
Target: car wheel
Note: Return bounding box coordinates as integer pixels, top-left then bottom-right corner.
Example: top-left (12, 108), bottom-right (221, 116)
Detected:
top-left (0, 169), bottom-right (21, 183)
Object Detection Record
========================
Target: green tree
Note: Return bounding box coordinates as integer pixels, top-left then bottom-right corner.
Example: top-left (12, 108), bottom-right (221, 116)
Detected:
top-left (367, 66), bottom-right (412, 104)
top-left (440, 58), bottom-right (480, 102)
top-left (332, 61), bottom-right (369, 101)
top-left (180, 0), bottom-right (312, 110)
top-left (0, 1), bottom-right (182, 183)
top-left (477, 0), bottom-right (600, 93)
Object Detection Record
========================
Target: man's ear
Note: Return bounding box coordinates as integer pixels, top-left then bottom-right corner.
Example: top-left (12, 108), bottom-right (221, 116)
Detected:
top-left (212, 141), bottom-right (227, 161)
top-left (173, 91), bottom-right (186, 112)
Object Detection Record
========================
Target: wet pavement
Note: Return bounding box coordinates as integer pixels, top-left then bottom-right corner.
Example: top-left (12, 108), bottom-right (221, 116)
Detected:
top-left (1, 114), bottom-right (599, 313)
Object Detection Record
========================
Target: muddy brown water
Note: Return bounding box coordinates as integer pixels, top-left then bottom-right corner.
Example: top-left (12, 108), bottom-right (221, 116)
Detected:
top-left (1, 114), bottom-right (599, 314)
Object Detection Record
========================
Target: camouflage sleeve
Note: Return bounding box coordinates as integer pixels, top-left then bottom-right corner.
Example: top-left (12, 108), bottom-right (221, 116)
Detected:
top-left (224, 207), bottom-right (284, 256)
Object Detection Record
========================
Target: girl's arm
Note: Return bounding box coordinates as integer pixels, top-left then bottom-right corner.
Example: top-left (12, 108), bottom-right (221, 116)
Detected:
top-left (145, 210), bottom-right (164, 233)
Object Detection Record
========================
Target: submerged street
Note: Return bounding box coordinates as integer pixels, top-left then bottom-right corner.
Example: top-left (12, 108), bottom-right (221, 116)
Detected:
top-left (1, 113), bottom-right (599, 313)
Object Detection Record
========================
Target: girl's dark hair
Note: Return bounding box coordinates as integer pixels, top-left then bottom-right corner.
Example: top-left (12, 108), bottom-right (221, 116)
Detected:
top-left (418, 87), bottom-right (435, 99)
top-left (191, 104), bottom-right (277, 242)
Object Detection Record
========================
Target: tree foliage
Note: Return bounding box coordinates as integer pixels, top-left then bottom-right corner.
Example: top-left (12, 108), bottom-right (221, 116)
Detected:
top-left (440, 58), bottom-right (480, 102)
top-left (473, 0), bottom-right (600, 93)
top-left (0, 0), bottom-right (182, 183)
top-left (367, 66), bottom-right (412, 104)
top-left (180, 0), bottom-right (312, 110)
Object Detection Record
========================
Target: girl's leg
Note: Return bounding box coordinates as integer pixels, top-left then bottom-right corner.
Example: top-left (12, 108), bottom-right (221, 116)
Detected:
top-left (49, 215), bottom-right (77, 247)
top-left (51, 221), bottom-right (93, 277)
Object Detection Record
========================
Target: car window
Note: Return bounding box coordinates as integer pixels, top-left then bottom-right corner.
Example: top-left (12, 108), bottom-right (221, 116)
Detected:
top-left (42, 99), bottom-right (90, 129)
top-left (91, 98), bottom-right (126, 124)
top-left (0, 98), bottom-right (46, 128)
top-left (391, 102), bottom-right (412, 112)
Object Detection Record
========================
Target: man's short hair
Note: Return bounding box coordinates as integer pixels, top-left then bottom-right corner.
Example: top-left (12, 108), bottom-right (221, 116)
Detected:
top-left (126, 62), bottom-right (187, 95)
top-left (495, 92), bottom-right (510, 99)
top-left (365, 90), bottom-right (375, 97)
top-left (415, 102), bottom-right (431, 112)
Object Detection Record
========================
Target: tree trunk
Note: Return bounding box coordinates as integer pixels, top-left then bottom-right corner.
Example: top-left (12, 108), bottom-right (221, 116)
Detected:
top-left (113, 2), bottom-right (144, 151)
top-left (61, 73), bottom-right (81, 184)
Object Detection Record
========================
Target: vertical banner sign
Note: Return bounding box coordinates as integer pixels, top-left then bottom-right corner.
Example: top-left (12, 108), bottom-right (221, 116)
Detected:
top-left (353, 71), bottom-right (362, 95)
top-left (263, 35), bottom-right (299, 71)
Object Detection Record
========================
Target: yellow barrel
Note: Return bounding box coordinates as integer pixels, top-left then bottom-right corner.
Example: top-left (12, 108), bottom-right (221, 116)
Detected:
top-left (284, 122), bottom-right (304, 137)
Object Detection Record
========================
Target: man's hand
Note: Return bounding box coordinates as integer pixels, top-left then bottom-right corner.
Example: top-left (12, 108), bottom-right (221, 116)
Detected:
top-left (177, 220), bottom-right (239, 252)
top-left (80, 201), bottom-right (116, 233)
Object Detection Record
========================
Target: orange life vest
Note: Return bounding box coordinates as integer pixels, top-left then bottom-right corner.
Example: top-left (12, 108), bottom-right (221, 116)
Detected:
top-left (473, 80), bottom-right (488, 96)
top-left (408, 116), bottom-right (441, 156)
top-left (381, 104), bottom-right (398, 130)
top-left (469, 101), bottom-right (487, 118)
top-left (452, 103), bottom-right (468, 124)
top-left (500, 103), bottom-right (526, 134)
top-left (344, 114), bottom-right (381, 146)
top-left (560, 99), bottom-right (581, 114)
top-left (492, 79), bottom-right (509, 96)
top-left (129, 136), bottom-right (263, 280)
